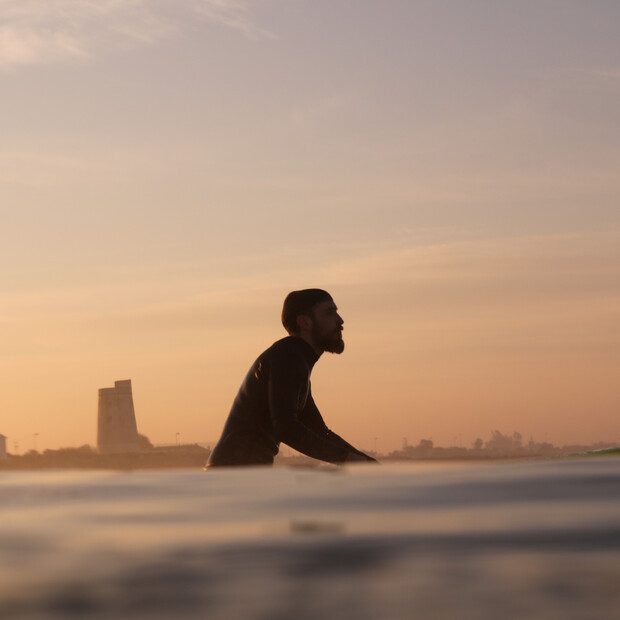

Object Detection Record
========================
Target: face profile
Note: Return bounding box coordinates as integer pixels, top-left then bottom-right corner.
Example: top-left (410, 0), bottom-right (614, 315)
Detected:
top-left (309, 300), bottom-right (345, 354)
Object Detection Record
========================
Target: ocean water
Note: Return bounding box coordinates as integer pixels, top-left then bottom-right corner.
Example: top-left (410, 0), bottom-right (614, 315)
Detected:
top-left (1, 458), bottom-right (619, 620)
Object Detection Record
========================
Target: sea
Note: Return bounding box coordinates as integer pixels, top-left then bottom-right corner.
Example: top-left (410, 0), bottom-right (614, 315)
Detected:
top-left (1, 457), bottom-right (619, 619)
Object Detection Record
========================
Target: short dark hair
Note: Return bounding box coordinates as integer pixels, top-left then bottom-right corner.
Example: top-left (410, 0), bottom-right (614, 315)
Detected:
top-left (281, 289), bottom-right (333, 335)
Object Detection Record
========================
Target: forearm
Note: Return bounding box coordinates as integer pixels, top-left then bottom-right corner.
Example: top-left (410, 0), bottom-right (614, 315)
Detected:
top-left (275, 418), bottom-right (350, 463)
top-left (326, 430), bottom-right (377, 461)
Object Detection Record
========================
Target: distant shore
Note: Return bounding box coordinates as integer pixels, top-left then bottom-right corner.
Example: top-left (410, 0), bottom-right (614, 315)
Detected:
top-left (0, 444), bottom-right (211, 471)
top-left (2, 444), bottom-right (617, 471)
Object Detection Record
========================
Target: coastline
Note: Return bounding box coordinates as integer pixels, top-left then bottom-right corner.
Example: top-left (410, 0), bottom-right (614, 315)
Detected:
top-left (2, 448), bottom-right (618, 472)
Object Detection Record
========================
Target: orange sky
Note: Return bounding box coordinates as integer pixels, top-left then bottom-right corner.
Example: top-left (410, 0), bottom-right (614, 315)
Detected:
top-left (1, 1), bottom-right (619, 452)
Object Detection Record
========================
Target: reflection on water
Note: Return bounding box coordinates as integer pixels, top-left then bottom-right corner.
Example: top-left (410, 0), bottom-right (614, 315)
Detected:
top-left (1, 458), bottom-right (619, 619)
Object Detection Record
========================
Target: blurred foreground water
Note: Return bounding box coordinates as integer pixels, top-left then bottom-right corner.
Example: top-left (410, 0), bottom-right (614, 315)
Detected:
top-left (1, 458), bottom-right (620, 619)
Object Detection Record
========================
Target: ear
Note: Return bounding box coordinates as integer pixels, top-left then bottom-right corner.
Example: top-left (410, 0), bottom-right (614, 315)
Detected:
top-left (296, 314), bottom-right (313, 332)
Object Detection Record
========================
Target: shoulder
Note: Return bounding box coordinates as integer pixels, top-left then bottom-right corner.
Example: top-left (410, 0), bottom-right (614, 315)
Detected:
top-left (260, 337), bottom-right (315, 375)
top-left (264, 336), bottom-right (306, 359)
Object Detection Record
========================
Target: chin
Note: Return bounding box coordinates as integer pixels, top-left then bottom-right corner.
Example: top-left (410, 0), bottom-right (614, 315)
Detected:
top-left (325, 339), bottom-right (345, 354)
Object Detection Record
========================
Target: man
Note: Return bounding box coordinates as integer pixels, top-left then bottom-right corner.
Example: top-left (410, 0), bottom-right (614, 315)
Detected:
top-left (207, 289), bottom-right (376, 467)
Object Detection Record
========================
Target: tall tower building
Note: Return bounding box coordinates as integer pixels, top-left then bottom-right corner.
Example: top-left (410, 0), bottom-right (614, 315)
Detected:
top-left (0, 434), bottom-right (7, 460)
top-left (97, 379), bottom-right (140, 454)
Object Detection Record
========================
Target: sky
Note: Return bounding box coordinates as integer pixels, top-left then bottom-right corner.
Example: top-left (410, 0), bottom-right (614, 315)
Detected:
top-left (1, 0), bottom-right (619, 454)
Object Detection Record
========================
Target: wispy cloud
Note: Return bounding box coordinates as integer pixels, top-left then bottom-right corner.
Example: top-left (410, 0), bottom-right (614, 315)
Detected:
top-left (316, 231), bottom-right (620, 313)
top-left (194, 0), bottom-right (276, 40)
top-left (0, 0), bottom-right (273, 68)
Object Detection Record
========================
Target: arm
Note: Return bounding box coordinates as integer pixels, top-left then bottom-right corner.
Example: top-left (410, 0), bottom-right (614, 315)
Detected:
top-left (302, 391), bottom-right (378, 463)
top-left (268, 356), bottom-right (350, 464)
top-left (327, 430), bottom-right (378, 462)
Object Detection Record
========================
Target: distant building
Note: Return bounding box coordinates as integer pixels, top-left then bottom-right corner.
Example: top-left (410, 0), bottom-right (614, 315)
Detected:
top-left (97, 380), bottom-right (140, 454)
top-left (0, 434), bottom-right (7, 460)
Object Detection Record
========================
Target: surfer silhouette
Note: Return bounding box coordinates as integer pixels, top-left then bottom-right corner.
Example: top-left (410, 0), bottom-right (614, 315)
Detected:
top-left (207, 289), bottom-right (376, 467)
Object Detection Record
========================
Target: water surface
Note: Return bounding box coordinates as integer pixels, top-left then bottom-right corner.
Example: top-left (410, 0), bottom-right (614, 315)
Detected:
top-left (1, 458), bottom-right (619, 619)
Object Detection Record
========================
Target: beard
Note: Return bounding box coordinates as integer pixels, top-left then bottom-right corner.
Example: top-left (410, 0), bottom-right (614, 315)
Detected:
top-left (313, 325), bottom-right (345, 354)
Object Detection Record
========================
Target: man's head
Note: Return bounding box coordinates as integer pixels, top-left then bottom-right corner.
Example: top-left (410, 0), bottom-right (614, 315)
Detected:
top-left (281, 289), bottom-right (345, 354)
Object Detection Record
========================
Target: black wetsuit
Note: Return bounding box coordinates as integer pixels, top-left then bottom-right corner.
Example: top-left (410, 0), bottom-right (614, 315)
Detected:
top-left (208, 336), bottom-right (374, 467)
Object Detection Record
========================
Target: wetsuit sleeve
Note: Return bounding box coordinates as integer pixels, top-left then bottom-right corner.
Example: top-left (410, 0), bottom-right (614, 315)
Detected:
top-left (267, 356), bottom-right (351, 464)
top-left (325, 431), bottom-right (377, 462)
top-left (303, 392), bottom-right (377, 462)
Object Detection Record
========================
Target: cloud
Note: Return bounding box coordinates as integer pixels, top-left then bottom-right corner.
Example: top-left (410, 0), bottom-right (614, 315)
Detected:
top-left (194, 0), bottom-right (276, 40)
top-left (316, 231), bottom-right (620, 314)
top-left (0, 0), bottom-right (273, 68)
top-left (0, 21), bottom-right (86, 65)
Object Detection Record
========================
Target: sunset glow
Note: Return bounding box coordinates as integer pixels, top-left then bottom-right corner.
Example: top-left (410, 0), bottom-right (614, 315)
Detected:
top-left (2, 1), bottom-right (619, 453)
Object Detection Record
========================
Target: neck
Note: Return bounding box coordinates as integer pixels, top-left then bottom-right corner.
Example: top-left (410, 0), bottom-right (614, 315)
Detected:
top-left (297, 332), bottom-right (323, 357)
